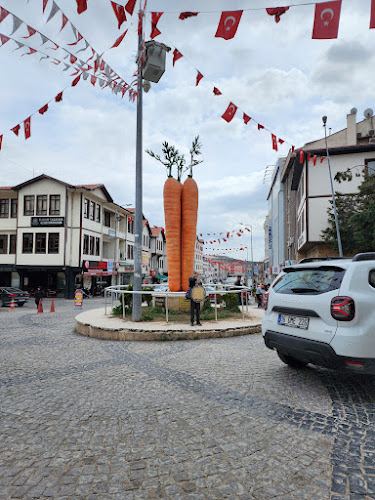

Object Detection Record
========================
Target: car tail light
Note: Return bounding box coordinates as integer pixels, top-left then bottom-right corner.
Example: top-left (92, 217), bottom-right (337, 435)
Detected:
top-left (262, 292), bottom-right (269, 310)
top-left (9, 294), bottom-right (17, 297)
top-left (331, 296), bottom-right (355, 321)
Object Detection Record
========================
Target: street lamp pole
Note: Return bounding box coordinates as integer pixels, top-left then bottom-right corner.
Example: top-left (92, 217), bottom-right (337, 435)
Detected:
top-left (132, 7), bottom-right (144, 321)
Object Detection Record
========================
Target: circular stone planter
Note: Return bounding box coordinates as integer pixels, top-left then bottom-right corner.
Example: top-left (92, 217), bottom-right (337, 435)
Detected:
top-left (76, 308), bottom-right (262, 341)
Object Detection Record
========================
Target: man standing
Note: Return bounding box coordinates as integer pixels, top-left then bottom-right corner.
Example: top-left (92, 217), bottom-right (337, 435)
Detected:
top-left (34, 286), bottom-right (44, 310)
top-left (255, 283), bottom-right (264, 308)
top-left (234, 275), bottom-right (243, 305)
top-left (187, 271), bottom-right (202, 326)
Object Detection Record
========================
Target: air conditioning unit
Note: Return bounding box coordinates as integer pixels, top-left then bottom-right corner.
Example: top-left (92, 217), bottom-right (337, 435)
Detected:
top-left (369, 130), bottom-right (375, 136)
top-left (369, 138), bottom-right (375, 144)
top-left (357, 132), bottom-right (362, 139)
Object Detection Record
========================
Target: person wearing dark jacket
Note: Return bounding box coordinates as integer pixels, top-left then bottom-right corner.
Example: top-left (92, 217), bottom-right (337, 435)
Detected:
top-left (234, 276), bottom-right (243, 305)
top-left (34, 286), bottom-right (44, 309)
top-left (187, 272), bottom-right (202, 326)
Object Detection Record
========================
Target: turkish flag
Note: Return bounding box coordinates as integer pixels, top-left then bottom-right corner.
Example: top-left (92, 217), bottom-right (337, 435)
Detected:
top-left (179, 12), bottom-right (198, 20)
top-left (125, 0), bottom-right (136, 16)
top-left (42, 1), bottom-right (49, 13)
top-left (312, 1), bottom-right (342, 39)
top-left (0, 134), bottom-right (2, 150)
top-left (111, 2), bottom-right (126, 29)
top-left (313, 155), bottom-right (317, 166)
top-left (22, 26), bottom-right (37, 38)
top-left (222, 102), bottom-right (237, 122)
top-left (266, 7), bottom-right (289, 23)
top-left (39, 104), bottom-right (48, 115)
top-left (11, 125), bottom-right (20, 136)
top-left (150, 12), bottom-right (163, 39)
top-left (213, 87), bottom-right (222, 96)
top-left (72, 75), bottom-right (81, 86)
top-left (258, 124), bottom-right (264, 131)
top-left (24, 117), bottom-right (31, 140)
top-left (371, 0), bottom-right (375, 28)
top-left (292, 146), bottom-right (295, 153)
top-left (299, 150), bottom-right (304, 163)
top-left (172, 49), bottom-right (183, 66)
top-left (307, 153), bottom-right (311, 162)
top-left (320, 156), bottom-right (325, 163)
top-left (196, 71), bottom-right (203, 86)
top-left (55, 92), bottom-right (63, 102)
top-left (215, 11), bottom-right (243, 40)
top-left (75, 0), bottom-right (87, 14)
top-left (243, 113), bottom-right (251, 124)
top-left (0, 7), bottom-right (9, 22)
top-left (0, 34), bottom-right (9, 46)
top-left (61, 14), bottom-right (68, 32)
top-left (272, 134), bottom-right (278, 151)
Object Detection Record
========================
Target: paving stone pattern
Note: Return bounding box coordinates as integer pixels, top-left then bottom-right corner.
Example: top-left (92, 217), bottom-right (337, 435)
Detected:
top-left (1, 298), bottom-right (375, 499)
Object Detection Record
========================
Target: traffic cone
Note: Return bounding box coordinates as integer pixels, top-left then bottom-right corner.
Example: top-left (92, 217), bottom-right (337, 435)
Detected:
top-left (37, 299), bottom-right (43, 314)
top-left (50, 299), bottom-right (55, 313)
top-left (10, 298), bottom-right (15, 310)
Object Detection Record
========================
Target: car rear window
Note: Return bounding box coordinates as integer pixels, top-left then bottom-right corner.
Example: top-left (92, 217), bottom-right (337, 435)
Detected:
top-left (273, 266), bottom-right (346, 295)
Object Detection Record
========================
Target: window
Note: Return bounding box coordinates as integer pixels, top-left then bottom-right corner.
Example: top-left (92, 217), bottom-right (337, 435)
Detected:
top-left (365, 159), bottom-right (375, 176)
top-left (24, 195), bottom-right (34, 216)
top-left (96, 204), bottom-right (101, 223)
top-left (90, 201), bottom-right (95, 221)
top-left (49, 195), bottom-right (60, 215)
top-left (273, 266), bottom-right (346, 295)
top-left (0, 199), bottom-right (9, 218)
top-left (48, 233), bottom-right (59, 253)
top-left (22, 233), bottom-right (33, 253)
top-left (35, 233), bottom-right (46, 253)
top-left (95, 237), bottom-right (100, 256)
top-left (127, 244), bottom-right (134, 260)
top-left (36, 195), bottom-right (47, 215)
top-left (83, 234), bottom-right (89, 254)
top-left (127, 219), bottom-right (134, 233)
top-left (11, 199), bottom-right (17, 218)
top-left (369, 270), bottom-right (375, 288)
top-left (104, 211), bottom-right (111, 227)
top-left (0, 234), bottom-right (8, 254)
top-left (9, 235), bottom-right (16, 254)
top-left (84, 198), bottom-right (89, 218)
top-left (89, 236), bottom-right (95, 255)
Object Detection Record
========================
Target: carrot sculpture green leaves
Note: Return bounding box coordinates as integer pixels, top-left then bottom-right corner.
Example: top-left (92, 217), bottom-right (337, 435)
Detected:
top-left (146, 136), bottom-right (203, 292)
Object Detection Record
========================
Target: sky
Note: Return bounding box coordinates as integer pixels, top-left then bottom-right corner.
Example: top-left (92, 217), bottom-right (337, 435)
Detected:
top-left (0, 0), bottom-right (374, 262)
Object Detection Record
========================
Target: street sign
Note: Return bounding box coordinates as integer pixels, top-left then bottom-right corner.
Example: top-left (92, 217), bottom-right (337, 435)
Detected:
top-left (75, 289), bottom-right (83, 309)
top-left (107, 261), bottom-right (114, 273)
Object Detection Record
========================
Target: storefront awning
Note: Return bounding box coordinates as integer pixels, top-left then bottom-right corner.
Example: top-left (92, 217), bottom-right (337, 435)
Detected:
top-left (156, 275), bottom-right (168, 280)
top-left (83, 271), bottom-right (117, 276)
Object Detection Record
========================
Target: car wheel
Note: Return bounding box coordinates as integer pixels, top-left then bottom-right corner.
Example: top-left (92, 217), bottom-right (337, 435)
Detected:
top-left (277, 351), bottom-right (307, 368)
top-left (17, 302), bottom-right (25, 307)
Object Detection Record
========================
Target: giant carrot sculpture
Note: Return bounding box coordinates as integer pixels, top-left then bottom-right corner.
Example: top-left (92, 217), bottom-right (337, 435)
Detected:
top-left (146, 137), bottom-right (203, 292)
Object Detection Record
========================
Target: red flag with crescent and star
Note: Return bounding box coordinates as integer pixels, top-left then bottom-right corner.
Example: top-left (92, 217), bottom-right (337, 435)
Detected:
top-left (111, 2), bottom-right (126, 29)
top-left (75, 0), bottom-right (87, 14)
top-left (11, 125), bottom-right (20, 136)
top-left (172, 49), bottom-right (183, 66)
top-left (179, 12), bottom-right (198, 20)
top-left (266, 7), bottom-right (290, 23)
top-left (0, 135), bottom-right (2, 151)
top-left (222, 102), bottom-right (238, 122)
top-left (24, 117), bottom-right (31, 140)
top-left (215, 11), bottom-right (243, 40)
top-left (150, 12), bottom-right (163, 39)
top-left (125, 0), bottom-right (136, 16)
top-left (196, 71), bottom-right (203, 86)
top-left (271, 134), bottom-right (278, 151)
top-left (312, 0), bottom-right (342, 39)
top-left (39, 104), bottom-right (48, 115)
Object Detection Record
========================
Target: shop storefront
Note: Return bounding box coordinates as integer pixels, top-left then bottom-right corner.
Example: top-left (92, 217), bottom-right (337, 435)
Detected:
top-left (79, 260), bottom-right (117, 295)
top-left (118, 262), bottom-right (134, 286)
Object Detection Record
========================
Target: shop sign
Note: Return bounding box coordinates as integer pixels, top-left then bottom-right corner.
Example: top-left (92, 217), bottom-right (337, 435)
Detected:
top-left (107, 261), bottom-right (114, 273)
top-left (108, 229), bottom-right (116, 237)
top-left (142, 251), bottom-right (149, 266)
top-left (31, 216), bottom-right (65, 227)
top-left (75, 289), bottom-right (83, 308)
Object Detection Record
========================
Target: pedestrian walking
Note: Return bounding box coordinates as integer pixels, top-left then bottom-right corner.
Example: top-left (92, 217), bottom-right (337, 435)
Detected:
top-left (186, 271), bottom-right (202, 326)
top-left (255, 283), bottom-right (264, 308)
top-left (234, 275), bottom-right (243, 305)
top-left (34, 286), bottom-right (44, 309)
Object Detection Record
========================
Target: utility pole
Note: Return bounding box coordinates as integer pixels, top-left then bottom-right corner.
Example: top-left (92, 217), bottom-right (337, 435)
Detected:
top-left (132, 7), bottom-right (144, 321)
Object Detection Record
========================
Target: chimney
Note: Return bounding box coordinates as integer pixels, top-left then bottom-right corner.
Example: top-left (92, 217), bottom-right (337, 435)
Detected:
top-left (347, 108), bottom-right (357, 145)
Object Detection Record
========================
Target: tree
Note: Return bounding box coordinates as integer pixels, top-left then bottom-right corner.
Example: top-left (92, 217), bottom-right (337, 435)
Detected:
top-left (322, 168), bottom-right (375, 254)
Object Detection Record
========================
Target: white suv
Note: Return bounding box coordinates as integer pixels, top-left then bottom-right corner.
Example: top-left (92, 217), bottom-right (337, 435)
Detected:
top-left (262, 253), bottom-right (375, 374)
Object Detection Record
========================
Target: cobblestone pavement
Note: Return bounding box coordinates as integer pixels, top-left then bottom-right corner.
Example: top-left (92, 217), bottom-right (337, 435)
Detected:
top-left (1, 298), bottom-right (375, 499)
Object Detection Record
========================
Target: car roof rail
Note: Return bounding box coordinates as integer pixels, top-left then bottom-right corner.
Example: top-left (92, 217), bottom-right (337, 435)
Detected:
top-left (352, 252), bottom-right (375, 262)
top-left (298, 257), bottom-right (350, 264)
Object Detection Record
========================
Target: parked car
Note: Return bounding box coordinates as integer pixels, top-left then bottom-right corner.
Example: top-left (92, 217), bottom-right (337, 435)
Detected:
top-left (262, 253), bottom-right (375, 374)
top-left (0, 287), bottom-right (30, 307)
top-left (203, 285), bottom-right (216, 302)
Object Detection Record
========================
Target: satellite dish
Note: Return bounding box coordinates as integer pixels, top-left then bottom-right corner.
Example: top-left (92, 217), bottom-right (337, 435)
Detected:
top-left (364, 108), bottom-right (374, 119)
top-left (350, 107), bottom-right (357, 114)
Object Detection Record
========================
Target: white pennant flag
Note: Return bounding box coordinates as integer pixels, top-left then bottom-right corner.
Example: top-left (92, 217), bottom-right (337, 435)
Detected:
top-left (47, 1), bottom-right (60, 23)
top-left (10, 15), bottom-right (23, 35)
top-left (98, 78), bottom-right (105, 87)
top-left (13, 41), bottom-right (24, 50)
top-left (82, 72), bottom-right (89, 80)
top-left (40, 54), bottom-right (49, 61)
top-left (62, 63), bottom-right (70, 71)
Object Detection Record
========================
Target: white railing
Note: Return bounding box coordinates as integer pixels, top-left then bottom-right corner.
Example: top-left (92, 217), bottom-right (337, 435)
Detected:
top-left (104, 283), bottom-right (255, 323)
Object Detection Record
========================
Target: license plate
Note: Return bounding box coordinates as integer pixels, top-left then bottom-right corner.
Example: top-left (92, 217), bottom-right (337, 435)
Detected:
top-left (278, 313), bottom-right (309, 330)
